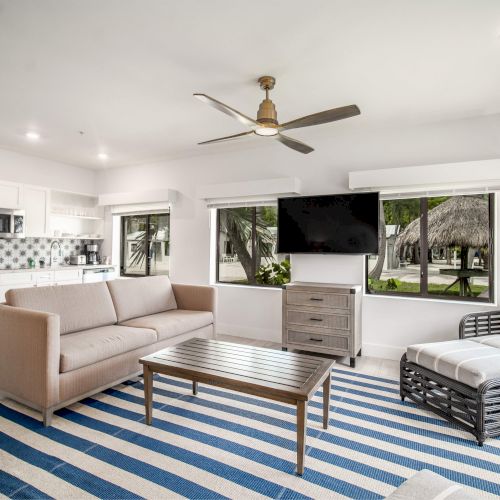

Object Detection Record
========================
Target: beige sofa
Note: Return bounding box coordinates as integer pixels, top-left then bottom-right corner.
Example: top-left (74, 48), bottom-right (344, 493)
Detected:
top-left (0, 275), bottom-right (216, 426)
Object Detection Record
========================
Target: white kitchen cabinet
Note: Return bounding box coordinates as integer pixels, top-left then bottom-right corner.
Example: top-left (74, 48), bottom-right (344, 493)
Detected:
top-left (24, 186), bottom-right (50, 237)
top-left (0, 182), bottom-right (22, 209)
top-left (0, 271), bottom-right (32, 286)
top-left (54, 268), bottom-right (82, 284)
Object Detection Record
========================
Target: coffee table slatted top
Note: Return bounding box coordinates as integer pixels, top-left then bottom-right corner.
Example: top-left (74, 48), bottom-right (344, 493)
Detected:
top-left (140, 338), bottom-right (335, 402)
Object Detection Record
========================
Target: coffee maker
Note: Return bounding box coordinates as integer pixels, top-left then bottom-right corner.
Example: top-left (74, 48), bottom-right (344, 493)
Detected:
top-left (85, 244), bottom-right (99, 265)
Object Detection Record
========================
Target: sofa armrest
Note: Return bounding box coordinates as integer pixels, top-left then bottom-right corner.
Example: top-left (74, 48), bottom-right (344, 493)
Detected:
top-left (172, 284), bottom-right (217, 316)
top-left (0, 304), bottom-right (60, 410)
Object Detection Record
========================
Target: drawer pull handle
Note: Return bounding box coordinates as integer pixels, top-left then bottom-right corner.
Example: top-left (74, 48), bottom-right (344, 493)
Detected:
top-left (310, 297), bottom-right (323, 301)
top-left (310, 318), bottom-right (323, 322)
top-left (309, 338), bottom-right (323, 342)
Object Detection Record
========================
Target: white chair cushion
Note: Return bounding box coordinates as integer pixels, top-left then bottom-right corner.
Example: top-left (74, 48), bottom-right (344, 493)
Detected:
top-left (407, 339), bottom-right (500, 388)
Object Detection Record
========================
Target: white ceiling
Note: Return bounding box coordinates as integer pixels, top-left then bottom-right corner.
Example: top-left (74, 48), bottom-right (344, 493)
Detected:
top-left (0, 0), bottom-right (499, 169)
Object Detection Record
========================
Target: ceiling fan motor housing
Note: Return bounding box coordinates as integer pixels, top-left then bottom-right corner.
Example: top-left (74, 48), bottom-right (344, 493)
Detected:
top-left (257, 99), bottom-right (278, 125)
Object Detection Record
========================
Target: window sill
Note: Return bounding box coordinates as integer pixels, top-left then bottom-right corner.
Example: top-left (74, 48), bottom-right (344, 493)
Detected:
top-left (214, 282), bottom-right (283, 291)
top-left (364, 292), bottom-right (497, 308)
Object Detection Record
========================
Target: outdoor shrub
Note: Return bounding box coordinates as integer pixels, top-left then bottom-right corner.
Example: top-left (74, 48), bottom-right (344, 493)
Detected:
top-left (386, 278), bottom-right (398, 290)
top-left (255, 259), bottom-right (291, 286)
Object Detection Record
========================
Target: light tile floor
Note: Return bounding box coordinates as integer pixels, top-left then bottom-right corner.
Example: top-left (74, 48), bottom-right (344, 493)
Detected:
top-left (217, 334), bottom-right (400, 380)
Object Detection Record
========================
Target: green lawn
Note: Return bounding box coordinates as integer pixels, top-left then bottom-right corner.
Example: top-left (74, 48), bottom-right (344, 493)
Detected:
top-left (369, 279), bottom-right (488, 297)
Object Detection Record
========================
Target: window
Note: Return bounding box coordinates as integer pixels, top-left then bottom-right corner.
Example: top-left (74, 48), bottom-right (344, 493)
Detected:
top-left (366, 194), bottom-right (494, 302)
top-left (121, 212), bottom-right (170, 277)
top-left (216, 206), bottom-right (290, 286)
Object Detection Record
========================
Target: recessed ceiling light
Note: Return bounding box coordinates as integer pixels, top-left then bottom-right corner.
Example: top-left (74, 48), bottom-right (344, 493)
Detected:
top-left (97, 153), bottom-right (109, 160)
top-left (25, 131), bottom-right (40, 140)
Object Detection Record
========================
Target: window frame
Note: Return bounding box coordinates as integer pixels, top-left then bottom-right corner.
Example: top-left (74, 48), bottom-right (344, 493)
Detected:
top-left (120, 212), bottom-right (170, 278)
top-left (215, 206), bottom-right (283, 288)
top-left (365, 193), bottom-right (495, 303)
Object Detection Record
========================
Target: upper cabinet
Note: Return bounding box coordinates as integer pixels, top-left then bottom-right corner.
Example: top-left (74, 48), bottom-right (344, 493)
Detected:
top-left (24, 186), bottom-right (50, 237)
top-left (0, 181), bottom-right (102, 239)
top-left (0, 181), bottom-right (22, 209)
top-left (50, 190), bottom-right (104, 239)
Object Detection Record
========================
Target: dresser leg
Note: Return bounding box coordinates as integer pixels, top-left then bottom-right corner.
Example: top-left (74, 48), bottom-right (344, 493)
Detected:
top-left (282, 347), bottom-right (288, 352)
top-left (357, 349), bottom-right (362, 357)
top-left (350, 357), bottom-right (356, 368)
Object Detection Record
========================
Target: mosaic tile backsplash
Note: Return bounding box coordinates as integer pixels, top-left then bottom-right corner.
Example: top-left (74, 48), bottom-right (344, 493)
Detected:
top-left (0, 238), bottom-right (100, 270)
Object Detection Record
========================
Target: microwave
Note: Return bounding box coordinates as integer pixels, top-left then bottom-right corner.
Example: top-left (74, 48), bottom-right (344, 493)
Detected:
top-left (0, 209), bottom-right (25, 238)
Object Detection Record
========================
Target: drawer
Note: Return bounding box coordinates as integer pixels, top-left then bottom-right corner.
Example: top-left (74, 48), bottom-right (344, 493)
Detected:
top-left (34, 272), bottom-right (53, 284)
top-left (286, 309), bottom-right (350, 331)
top-left (287, 330), bottom-right (349, 351)
top-left (287, 290), bottom-right (350, 310)
top-left (0, 272), bottom-right (33, 285)
top-left (54, 269), bottom-right (82, 282)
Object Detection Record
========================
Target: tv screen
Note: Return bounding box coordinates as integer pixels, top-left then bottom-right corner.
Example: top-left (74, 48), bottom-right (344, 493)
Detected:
top-left (277, 192), bottom-right (379, 254)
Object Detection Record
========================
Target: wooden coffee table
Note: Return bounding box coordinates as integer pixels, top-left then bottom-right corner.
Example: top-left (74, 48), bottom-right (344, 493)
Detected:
top-left (139, 338), bottom-right (334, 475)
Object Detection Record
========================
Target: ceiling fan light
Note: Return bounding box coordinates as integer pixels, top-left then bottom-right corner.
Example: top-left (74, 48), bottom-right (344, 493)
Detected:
top-left (254, 126), bottom-right (278, 136)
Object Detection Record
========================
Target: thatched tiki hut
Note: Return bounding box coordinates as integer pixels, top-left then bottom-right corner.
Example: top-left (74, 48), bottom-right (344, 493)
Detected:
top-left (395, 196), bottom-right (489, 269)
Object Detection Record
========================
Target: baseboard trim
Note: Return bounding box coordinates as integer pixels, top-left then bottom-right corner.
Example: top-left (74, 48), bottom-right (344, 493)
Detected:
top-left (216, 323), bottom-right (281, 343)
top-left (362, 342), bottom-right (405, 361)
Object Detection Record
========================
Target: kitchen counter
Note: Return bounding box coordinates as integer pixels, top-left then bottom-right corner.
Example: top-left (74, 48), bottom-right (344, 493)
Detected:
top-left (0, 264), bottom-right (117, 275)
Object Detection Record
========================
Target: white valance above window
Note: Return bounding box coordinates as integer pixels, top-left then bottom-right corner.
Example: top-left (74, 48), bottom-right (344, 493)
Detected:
top-left (198, 177), bottom-right (301, 209)
top-left (206, 197), bottom-right (278, 210)
top-left (349, 158), bottom-right (500, 198)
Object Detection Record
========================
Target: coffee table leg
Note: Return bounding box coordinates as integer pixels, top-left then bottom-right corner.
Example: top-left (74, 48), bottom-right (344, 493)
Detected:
top-left (296, 400), bottom-right (307, 475)
top-left (323, 372), bottom-right (331, 429)
top-left (192, 381), bottom-right (198, 395)
top-left (143, 365), bottom-right (153, 425)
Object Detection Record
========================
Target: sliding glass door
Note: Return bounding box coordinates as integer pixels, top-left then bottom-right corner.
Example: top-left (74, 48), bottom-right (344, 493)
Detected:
top-left (121, 212), bottom-right (170, 277)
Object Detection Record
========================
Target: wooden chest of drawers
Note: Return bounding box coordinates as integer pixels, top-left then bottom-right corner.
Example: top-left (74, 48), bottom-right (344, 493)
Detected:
top-left (282, 281), bottom-right (362, 367)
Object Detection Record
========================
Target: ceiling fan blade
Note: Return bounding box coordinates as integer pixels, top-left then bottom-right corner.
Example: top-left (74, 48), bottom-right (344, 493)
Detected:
top-left (280, 104), bottom-right (360, 131)
top-left (198, 131), bottom-right (254, 145)
top-left (194, 93), bottom-right (258, 128)
top-left (276, 134), bottom-right (314, 154)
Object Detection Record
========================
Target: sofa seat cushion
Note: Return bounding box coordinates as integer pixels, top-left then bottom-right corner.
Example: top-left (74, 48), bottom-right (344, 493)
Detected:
top-left (120, 309), bottom-right (214, 341)
top-left (107, 276), bottom-right (177, 323)
top-left (60, 325), bottom-right (157, 373)
top-left (468, 334), bottom-right (500, 349)
top-left (407, 339), bottom-right (500, 388)
top-left (6, 282), bottom-right (117, 335)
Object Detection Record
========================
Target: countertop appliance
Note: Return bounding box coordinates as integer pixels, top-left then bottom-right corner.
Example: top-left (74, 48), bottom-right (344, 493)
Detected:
top-left (70, 255), bottom-right (86, 265)
top-left (85, 244), bottom-right (99, 265)
top-left (82, 267), bottom-right (116, 283)
top-left (0, 209), bottom-right (25, 238)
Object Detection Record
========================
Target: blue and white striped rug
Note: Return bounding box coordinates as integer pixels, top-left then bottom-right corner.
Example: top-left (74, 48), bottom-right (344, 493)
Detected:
top-left (1, 367), bottom-right (499, 499)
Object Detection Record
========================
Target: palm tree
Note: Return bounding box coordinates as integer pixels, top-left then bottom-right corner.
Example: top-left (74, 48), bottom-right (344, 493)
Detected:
top-left (219, 207), bottom-right (275, 282)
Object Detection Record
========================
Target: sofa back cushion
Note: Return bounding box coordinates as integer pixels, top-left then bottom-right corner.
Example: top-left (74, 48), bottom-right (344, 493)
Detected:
top-left (6, 282), bottom-right (118, 335)
top-left (107, 275), bottom-right (177, 322)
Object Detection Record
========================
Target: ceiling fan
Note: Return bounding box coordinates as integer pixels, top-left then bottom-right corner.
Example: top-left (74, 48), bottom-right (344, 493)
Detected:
top-left (194, 76), bottom-right (360, 154)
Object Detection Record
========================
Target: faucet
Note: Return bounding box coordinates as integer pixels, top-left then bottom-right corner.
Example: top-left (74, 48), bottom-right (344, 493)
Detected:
top-left (50, 240), bottom-right (62, 266)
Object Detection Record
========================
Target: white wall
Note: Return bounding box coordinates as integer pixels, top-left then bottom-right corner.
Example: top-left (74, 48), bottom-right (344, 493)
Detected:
top-left (96, 114), bottom-right (500, 361)
top-left (0, 148), bottom-right (96, 194)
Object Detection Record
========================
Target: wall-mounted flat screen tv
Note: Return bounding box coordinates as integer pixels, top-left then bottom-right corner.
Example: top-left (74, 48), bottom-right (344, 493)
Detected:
top-left (277, 192), bottom-right (379, 254)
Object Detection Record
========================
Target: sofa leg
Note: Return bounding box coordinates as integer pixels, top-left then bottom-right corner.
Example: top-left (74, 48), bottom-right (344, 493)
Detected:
top-left (42, 409), bottom-right (53, 427)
